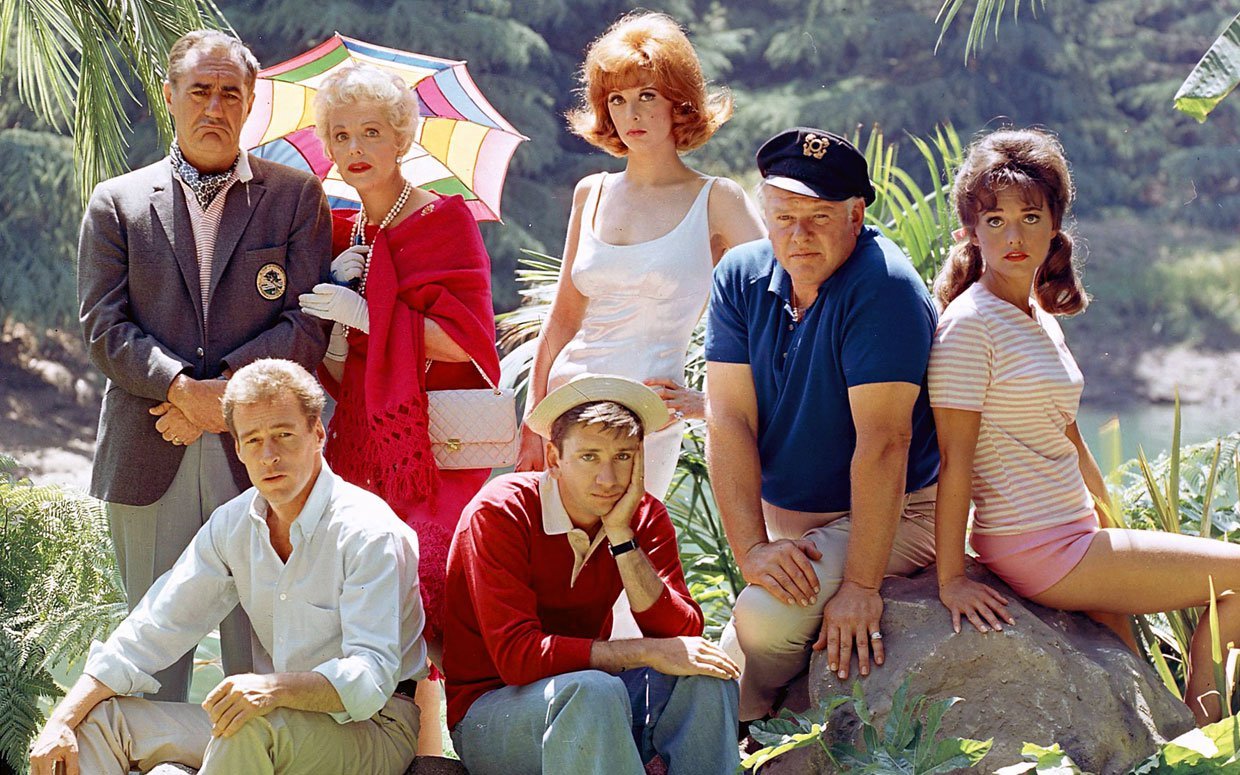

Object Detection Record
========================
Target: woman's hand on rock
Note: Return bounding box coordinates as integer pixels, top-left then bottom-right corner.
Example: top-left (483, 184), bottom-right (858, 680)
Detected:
top-left (939, 575), bottom-right (1014, 634)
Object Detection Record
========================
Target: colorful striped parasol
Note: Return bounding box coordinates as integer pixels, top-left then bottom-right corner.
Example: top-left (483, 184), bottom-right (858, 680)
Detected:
top-left (240, 33), bottom-right (527, 222)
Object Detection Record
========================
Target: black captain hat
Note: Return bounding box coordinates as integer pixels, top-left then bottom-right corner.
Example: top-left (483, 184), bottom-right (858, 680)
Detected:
top-left (756, 127), bottom-right (876, 205)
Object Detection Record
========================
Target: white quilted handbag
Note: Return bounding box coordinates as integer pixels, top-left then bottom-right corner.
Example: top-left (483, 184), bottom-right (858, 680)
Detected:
top-left (426, 359), bottom-right (519, 470)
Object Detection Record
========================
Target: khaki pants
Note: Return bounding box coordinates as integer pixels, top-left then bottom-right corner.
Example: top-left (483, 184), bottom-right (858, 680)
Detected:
top-left (721, 484), bottom-right (937, 720)
top-left (76, 694), bottom-right (419, 774)
top-left (105, 434), bottom-right (252, 702)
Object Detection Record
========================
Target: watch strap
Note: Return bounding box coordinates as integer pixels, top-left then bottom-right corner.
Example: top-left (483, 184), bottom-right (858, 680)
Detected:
top-left (608, 538), bottom-right (639, 557)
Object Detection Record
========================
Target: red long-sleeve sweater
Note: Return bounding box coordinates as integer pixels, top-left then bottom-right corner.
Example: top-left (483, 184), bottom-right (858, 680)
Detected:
top-left (443, 472), bottom-right (703, 729)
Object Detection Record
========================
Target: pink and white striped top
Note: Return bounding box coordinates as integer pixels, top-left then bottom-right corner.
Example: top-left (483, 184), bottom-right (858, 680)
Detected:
top-left (174, 152), bottom-right (254, 323)
top-left (928, 282), bottom-right (1094, 535)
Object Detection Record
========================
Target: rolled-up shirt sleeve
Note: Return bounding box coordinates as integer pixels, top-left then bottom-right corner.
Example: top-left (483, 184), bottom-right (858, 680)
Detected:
top-left (84, 517), bottom-right (237, 695)
top-left (314, 529), bottom-right (426, 723)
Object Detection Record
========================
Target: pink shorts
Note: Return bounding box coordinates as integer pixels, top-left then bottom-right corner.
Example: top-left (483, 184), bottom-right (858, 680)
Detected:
top-left (970, 514), bottom-right (1100, 597)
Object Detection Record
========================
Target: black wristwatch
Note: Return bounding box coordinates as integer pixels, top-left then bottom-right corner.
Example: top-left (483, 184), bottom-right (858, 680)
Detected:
top-left (608, 538), bottom-right (639, 557)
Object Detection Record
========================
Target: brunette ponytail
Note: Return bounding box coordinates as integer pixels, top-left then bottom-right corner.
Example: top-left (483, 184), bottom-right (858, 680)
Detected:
top-left (932, 241), bottom-right (983, 310)
top-left (1034, 231), bottom-right (1088, 315)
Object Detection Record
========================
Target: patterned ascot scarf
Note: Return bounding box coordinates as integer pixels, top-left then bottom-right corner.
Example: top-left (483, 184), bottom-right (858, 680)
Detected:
top-left (170, 141), bottom-right (238, 208)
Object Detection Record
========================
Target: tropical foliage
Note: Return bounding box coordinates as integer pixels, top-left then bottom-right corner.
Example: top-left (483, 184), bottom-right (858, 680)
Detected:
top-left (0, 0), bottom-right (228, 199)
top-left (741, 679), bottom-right (993, 774)
top-left (1108, 408), bottom-right (1240, 712)
top-left (935, 1), bottom-right (1239, 123)
top-left (1172, 11), bottom-right (1240, 122)
top-left (745, 686), bottom-right (1240, 773)
top-left (933, 0), bottom-right (1048, 61)
top-left (0, 129), bottom-right (81, 335)
top-left (0, 457), bottom-right (126, 772)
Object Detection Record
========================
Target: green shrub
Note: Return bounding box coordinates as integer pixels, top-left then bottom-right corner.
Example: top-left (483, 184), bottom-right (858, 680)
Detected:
top-left (0, 130), bottom-right (82, 340)
top-left (0, 456), bottom-right (126, 773)
top-left (740, 678), bottom-right (992, 774)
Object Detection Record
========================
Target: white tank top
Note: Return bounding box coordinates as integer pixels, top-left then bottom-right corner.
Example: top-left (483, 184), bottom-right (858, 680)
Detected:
top-left (548, 173), bottom-right (716, 498)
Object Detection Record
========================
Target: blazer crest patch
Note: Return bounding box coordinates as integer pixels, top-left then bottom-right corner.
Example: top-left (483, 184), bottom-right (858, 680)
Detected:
top-left (256, 263), bottom-right (287, 300)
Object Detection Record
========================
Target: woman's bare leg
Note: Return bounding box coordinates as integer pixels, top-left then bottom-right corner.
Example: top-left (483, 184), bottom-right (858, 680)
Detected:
top-left (1031, 528), bottom-right (1240, 725)
top-left (415, 677), bottom-right (444, 756)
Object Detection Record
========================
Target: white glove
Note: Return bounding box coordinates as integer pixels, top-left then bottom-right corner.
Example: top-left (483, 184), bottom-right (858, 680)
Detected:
top-left (299, 283), bottom-right (369, 333)
top-left (325, 322), bottom-right (349, 362)
top-left (331, 244), bottom-right (369, 284)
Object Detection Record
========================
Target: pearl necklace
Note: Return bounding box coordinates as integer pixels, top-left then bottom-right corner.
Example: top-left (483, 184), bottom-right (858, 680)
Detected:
top-left (342, 180), bottom-right (412, 337)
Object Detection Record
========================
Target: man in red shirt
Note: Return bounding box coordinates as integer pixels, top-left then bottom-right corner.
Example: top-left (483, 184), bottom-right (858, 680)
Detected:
top-left (444, 375), bottom-right (741, 774)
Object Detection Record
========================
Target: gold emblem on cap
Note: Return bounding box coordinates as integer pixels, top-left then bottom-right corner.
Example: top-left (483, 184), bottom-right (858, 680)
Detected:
top-left (256, 263), bottom-right (287, 301)
top-left (802, 133), bottom-right (829, 160)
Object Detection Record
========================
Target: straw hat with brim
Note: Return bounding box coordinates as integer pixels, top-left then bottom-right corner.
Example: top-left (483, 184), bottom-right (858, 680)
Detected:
top-left (526, 375), bottom-right (669, 439)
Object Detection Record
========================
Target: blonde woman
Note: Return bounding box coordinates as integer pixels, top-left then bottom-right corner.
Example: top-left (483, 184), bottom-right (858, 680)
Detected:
top-left (299, 64), bottom-right (501, 754)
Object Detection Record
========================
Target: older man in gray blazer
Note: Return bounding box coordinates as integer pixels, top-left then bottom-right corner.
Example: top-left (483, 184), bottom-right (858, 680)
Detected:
top-left (78, 29), bottom-right (331, 703)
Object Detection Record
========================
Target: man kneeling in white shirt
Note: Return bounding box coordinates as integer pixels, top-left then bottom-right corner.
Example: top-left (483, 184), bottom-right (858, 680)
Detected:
top-left (30, 359), bottom-right (427, 775)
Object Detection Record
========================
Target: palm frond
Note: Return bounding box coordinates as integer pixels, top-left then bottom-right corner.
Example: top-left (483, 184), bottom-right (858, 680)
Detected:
top-left (1, 0), bottom-right (79, 129)
top-left (0, 0), bottom-right (230, 202)
top-left (1173, 12), bottom-right (1240, 123)
top-left (934, 0), bottom-right (1048, 61)
top-left (857, 124), bottom-right (963, 283)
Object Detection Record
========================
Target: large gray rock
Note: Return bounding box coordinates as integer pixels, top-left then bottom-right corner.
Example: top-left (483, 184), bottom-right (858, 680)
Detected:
top-left (761, 562), bottom-right (1194, 774)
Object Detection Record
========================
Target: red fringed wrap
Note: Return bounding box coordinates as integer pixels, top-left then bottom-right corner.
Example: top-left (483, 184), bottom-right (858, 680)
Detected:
top-left (321, 195), bottom-right (501, 512)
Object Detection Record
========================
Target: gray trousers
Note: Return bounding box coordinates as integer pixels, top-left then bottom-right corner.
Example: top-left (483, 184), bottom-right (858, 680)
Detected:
top-left (105, 434), bottom-right (253, 702)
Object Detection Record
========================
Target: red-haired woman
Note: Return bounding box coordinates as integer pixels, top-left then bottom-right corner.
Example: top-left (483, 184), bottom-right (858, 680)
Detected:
top-left (516, 11), bottom-right (764, 499)
top-left (928, 128), bottom-right (1240, 725)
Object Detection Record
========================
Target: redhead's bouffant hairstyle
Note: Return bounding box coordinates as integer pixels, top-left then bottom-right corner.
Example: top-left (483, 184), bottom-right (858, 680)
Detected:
top-left (566, 12), bottom-right (733, 157)
top-left (932, 128), bottom-right (1089, 315)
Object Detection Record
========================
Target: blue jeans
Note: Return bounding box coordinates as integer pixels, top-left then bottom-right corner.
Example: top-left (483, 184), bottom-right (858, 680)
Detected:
top-left (451, 669), bottom-right (739, 775)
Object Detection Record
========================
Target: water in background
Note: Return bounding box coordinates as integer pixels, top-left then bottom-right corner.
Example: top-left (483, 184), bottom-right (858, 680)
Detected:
top-left (1077, 402), bottom-right (1239, 470)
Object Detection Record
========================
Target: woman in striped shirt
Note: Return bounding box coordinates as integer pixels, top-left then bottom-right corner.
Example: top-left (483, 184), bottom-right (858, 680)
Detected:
top-left (927, 128), bottom-right (1240, 725)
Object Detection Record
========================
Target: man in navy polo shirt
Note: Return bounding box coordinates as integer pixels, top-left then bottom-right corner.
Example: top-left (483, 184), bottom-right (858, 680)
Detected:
top-left (706, 128), bottom-right (940, 722)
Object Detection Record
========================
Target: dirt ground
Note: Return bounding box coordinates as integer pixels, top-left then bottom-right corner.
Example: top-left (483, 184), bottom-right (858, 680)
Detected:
top-left (0, 326), bottom-right (98, 491)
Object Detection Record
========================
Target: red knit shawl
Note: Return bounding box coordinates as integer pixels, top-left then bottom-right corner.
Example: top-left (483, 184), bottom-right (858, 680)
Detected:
top-left (323, 195), bottom-right (501, 507)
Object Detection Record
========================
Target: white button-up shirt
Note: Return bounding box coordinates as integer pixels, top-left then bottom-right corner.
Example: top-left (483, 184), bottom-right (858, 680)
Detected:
top-left (85, 460), bottom-right (427, 723)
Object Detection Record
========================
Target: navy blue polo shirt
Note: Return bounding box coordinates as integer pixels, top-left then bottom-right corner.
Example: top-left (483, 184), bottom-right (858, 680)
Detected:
top-left (705, 228), bottom-right (940, 512)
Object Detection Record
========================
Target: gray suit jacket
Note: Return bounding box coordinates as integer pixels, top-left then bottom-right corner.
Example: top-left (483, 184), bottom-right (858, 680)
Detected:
top-left (78, 154), bottom-right (332, 506)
